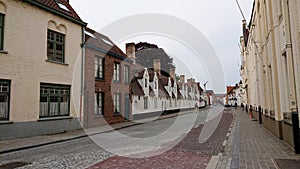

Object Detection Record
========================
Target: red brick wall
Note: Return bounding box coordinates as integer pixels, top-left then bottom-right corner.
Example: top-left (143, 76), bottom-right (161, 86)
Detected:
top-left (84, 47), bottom-right (131, 128)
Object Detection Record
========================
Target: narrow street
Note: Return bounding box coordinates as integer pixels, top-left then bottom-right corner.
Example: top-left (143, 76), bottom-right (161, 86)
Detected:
top-left (0, 105), bottom-right (233, 169)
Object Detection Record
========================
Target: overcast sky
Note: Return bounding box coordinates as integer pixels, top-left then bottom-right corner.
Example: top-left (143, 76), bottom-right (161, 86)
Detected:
top-left (71, 0), bottom-right (253, 93)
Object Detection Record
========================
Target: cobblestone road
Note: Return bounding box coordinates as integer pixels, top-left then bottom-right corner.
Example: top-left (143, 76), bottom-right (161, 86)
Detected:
top-left (87, 107), bottom-right (233, 169)
top-left (0, 105), bottom-right (232, 169)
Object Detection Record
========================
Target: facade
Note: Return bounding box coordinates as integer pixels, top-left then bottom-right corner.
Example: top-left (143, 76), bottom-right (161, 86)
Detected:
top-left (0, 0), bottom-right (86, 139)
top-left (225, 82), bottom-right (244, 107)
top-left (126, 43), bottom-right (204, 119)
top-left (83, 28), bottom-right (131, 128)
top-left (206, 90), bottom-right (215, 105)
top-left (240, 0), bottom-right (300, 151)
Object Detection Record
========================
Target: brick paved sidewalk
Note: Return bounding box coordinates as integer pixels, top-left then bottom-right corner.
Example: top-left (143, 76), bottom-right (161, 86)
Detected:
top-left (218, 108), bottom-right (300, 169)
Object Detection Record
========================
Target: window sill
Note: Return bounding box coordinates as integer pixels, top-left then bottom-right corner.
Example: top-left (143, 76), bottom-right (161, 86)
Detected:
top-left (38, 116), bottom-right (72, 122)
top-left (46, 59), bottom-right (69, 66)
top-left (0, 50), bottom-right (8, 54)
top-left (95, 78), bottom-right (105, 81)
top-left (283, 119), bottom-right (292, 125)
top-left (0, 120), bottom-right (13, 124)
top-left (94, 115), bottom-right (104, 118)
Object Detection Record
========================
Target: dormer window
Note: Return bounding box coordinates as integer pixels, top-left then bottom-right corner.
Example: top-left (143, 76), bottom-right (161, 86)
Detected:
top-left (145, 78), bottom-right (148, 88)
top-left (155, 82), bottom-right (157, 89)
top-left (56, 1), bottom-right (70, 12)
top-left (100, 37), bottom-right (113, 46)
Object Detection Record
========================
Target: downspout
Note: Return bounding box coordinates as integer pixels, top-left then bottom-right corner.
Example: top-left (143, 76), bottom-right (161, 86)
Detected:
top-left (80, 26), bottom-right (86, 125)
top-left (284, 0), bottom-right (299, 154)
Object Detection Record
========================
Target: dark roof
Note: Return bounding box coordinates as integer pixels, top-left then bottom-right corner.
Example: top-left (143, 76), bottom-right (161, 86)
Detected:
top-left (177, 87), bottom-right (183, 99)
top-left (227, 86), bottom-right (235, 94)
top-left (130, 80), bottom-right (145, 96)
top-left (206, 90), bottom-right (214, 95)
top-left (24, 0), bottom-right (86, 26)
top-left (85, 28), bottom-right (128, 60)
top-left (132, 68), bottom-right (156, 82)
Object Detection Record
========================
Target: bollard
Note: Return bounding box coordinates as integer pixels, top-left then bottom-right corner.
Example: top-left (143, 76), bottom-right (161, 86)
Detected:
top-left (292, 112), bottom-right (300, 154)
top-left (258, 106), bottom-right (262, 124)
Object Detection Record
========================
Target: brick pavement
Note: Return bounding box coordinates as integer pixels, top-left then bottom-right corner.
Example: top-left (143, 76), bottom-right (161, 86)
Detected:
top-left (218, 108), bottom-right (300, 169)
top-left (87, 110), bottom-right (233, 169)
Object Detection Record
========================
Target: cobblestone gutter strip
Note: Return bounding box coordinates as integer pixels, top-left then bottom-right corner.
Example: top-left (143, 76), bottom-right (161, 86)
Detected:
top-left (0, 108), bottom-right (208, 155)
top-left (230, 116), bottom-right (240, 169)
top-left (216, 108), bottom-right (238, 169)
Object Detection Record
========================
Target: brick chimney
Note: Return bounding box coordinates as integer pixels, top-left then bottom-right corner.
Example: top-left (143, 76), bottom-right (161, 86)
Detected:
top-left (180, 75), bottom-right (185, 83)
top-left (187, 78), bottom-right (192, 86)
top-left (169, 67), bottom-right (175, 80)
top-left (153, 59), bottom-right (161, 75)
top-left (126, 43), bottom-right (136, 64)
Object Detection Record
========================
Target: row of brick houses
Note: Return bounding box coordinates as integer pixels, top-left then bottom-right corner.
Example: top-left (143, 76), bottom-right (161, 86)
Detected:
top-left (240, 0), bottom-right (300, 153)
top-left (0, 0), bottom-right (207, 139)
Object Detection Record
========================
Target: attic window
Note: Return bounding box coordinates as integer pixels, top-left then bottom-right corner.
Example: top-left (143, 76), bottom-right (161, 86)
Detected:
top-left (100, 37), bottom-right (113, 46)
top-left (57, 2), bottom-right (70, 12)
top-left (84, 31), bottom-right (96, 39)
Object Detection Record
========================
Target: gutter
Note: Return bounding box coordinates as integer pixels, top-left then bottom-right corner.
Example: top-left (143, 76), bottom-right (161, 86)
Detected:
top-left (23, 0), bottom-right (87, 26)
top-left (86, 44), bottom-right (133, 63)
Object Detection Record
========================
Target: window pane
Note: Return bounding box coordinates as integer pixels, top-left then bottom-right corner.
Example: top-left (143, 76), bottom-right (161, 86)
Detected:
top-left (47, 42), bottom-right (54, 59)
top-left (0, 80), bottom-right (10, 120)
top-left (114, 93), bottom-right (120, 113)
top-left (0, 95), bottom-right (8, 119)
top-left (50, 96), bottom-right (59, 116)
top-left (47, 30), bottom-right (65, 63)
top-left (60, 96), bottom-right (69, 115)
top-left (55, 44), bottom-right (63, 62)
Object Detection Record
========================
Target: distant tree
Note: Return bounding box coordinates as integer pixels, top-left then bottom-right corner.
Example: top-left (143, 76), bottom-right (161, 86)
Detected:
top-left (175, 74), bottom-right (180, 82)
top-left (135, 42), bottom-right (175, 73)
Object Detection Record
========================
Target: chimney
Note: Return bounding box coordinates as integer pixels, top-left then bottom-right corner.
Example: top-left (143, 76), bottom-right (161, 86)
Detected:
top-left (242, 20), bottom-right (249, 47)
top-left (126, 43), bottom-right (136, 64)
top-left (153, 59), bottom-right (161, 75)
top-left (169, 67), bottom-right (175, 80)
top-left (187, 78), bottom-right (192, 86)
top-left (180, 75), bottom-right (185, 83)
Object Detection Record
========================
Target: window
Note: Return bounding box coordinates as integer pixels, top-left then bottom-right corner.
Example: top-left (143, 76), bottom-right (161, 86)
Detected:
top-left (113, 62), bottom-right (120, 82)
top-left (95, 92), bottom-right (104, 116)
top-left (0, 14), bottom-right (4, 50)
top-left (154, 97), bottom-right (158, 109)
top-left (145, 79), bottom-right (148, 88)
top-left (114, 93), bottom-right (120, 114)
top-left (95, 56), bottom-right (104, 79)
top-left (0, 80), bottom-right (10, 121)
top-left (40, 84), bottom-right (70, 118)
top-left (124, 65), bottom-right (130, 83)
top-left (155, 82), bottom-right (157, 89)
top-left (47, 30), bottom-right (65, 63)
top-left (144, 97), bottom-right (148, 109)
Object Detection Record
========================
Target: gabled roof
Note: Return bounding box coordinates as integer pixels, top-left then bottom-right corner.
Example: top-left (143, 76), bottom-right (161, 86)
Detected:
top-left (130, 80), bottom-right (145, 96)
top-left (85, 28), bottom-right (128, 60)
top-left (24, 0), bottom-right (86, 26)
top-left (227, 86), bottom-right (235, 94)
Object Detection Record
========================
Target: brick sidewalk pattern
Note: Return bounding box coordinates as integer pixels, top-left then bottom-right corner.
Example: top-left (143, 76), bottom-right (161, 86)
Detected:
top-left (218, 108), bottom-right (300, 169)
top-left (87, 111), bottom-right (233, 169)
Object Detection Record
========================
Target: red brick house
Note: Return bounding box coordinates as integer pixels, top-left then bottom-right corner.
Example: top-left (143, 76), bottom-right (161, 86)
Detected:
top-left (83, 28), bottom-right (132, 128)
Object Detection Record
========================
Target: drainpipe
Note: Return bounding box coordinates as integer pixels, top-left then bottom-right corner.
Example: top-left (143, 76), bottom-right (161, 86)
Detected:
top-left (80, 26), bottom-right (86, 126)
top-left (284, 0), bottom-right (299, 154)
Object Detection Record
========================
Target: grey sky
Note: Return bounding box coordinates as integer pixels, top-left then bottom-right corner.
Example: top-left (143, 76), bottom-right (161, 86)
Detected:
top-left (71, 0), bottom-right (253, 93)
